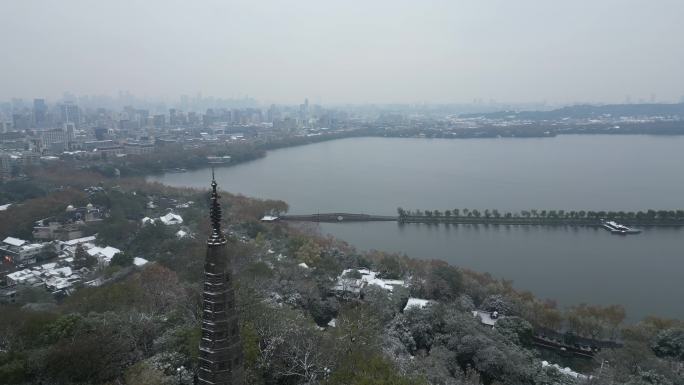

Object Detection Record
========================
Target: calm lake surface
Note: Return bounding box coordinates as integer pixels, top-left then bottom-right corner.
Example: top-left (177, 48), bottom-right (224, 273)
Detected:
top-left (150, 136), bottom-right (684, 320)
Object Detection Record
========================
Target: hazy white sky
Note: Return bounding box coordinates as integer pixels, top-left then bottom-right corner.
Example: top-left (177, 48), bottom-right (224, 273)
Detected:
top-left (1, 0), bottom-right (683, 104)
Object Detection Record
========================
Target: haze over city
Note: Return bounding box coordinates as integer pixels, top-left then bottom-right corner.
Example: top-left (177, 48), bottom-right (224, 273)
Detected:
top-left (3, 2), bottom-right (684, 384)
top-left (2, 0), bottom-right (684, 105)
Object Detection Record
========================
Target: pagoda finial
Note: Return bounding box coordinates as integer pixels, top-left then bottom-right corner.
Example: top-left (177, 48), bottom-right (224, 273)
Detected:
top-left (208, 168), bottom-right (226, 244)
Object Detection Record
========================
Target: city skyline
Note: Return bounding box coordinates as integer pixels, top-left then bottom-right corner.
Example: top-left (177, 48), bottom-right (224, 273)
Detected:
top-left (2, 0), bottom-right (684, 104)
top-left (3, 91), bottom-right (683, 112)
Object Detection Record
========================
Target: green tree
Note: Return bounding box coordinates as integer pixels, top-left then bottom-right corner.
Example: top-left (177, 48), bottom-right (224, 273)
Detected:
top-left (124, 362), bottom-right (169, 385)
top-left (495, 316), bottom-right (534, 345)
top-left (0, 353), bottom-right (28, 385)
top-left (328, 352), bottom-right (427, 385)
top-left (110, 252), bottom-right (134, 267)
top-left (73, 243), bottom-right (97, 269)
top-left (377, 256), bottom-right (405, 279)
top-left (652, 328), bottom-right (684, 360)
top-left (295, 239), bottom-right (322, 266)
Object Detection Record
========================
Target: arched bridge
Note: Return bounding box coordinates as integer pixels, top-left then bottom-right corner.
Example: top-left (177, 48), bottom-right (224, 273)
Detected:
top-left (280, 213), bottom-right (397, 223)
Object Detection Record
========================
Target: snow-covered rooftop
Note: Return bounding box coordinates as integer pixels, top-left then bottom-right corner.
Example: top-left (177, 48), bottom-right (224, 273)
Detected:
top-left (50, 266), bottom-right (73, 277)
top-left (7, 263), bottom-right (80, 290)
top-left (133, 257), bottom-right (149, 266)
top-left (40, 262), bottom-right (57, 270)
top-left (542, 361), bottom-right (590, 380)
top-left (472, 310), bottom-right (500, 326)
top-left (20, 243), bottom-right (44, 251)
top-left (63, 235), bottom-right (97, 246)
top-left (144, 213), bottom-right (184, 225)
top-left (3, 237), bottom-right (26, 247)
top-left (404, 298), bottom-right (430, 311)
top-left (6, 270), bottom-right (32, 280)
top-left (87, 246), bottom-right (121, 262)
top-left (333, 268), bottom-right (406, 293)
top-left (159, 213), bottom-right (183, 225)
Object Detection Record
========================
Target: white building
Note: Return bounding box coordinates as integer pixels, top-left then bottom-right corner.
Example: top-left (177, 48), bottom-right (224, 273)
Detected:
top-left (159, 213), bottom-right (183, 225)
top-left (404, 298), bottom-right (431, 312)
top-left (6, 262), bottom-right (82, 293)
top-left (142, 213), bottom-right (183, 226)
top-left (472, 310), bottom-right (500, 327)
top-left (1, 237), bottom-right (48, 264)
top-left (333, 268), bottom-right (406, 295)
top-left (86, 246), bottom-right (122, 265)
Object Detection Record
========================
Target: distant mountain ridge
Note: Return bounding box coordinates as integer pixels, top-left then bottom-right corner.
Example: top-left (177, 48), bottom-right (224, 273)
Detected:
top-left (460, 103), bottom-right (684, 120)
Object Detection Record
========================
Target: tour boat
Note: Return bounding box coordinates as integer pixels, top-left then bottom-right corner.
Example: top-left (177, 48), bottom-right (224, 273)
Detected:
top-left (601, 220), bottom-right (641, 234)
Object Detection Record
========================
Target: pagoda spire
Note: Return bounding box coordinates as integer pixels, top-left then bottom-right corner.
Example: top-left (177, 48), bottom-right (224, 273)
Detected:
top-left (198, 171), bottom-right (243, 385)
top-left (208, 167), bottom-right (226, 245)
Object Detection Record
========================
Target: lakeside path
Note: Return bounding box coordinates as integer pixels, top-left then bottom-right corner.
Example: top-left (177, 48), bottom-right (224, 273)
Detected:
top-left (281, 213), bottom-right (684, 227)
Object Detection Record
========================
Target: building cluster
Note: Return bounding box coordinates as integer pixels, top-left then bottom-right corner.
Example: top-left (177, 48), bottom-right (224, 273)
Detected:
top-left (0, 233), bottom-right (148, 303)
top-left (33, 203), bottom-right (106, 241)
top-left (0, 188), bottom-right (186, 304)
top-left (331, 268), bottom-right (431, 313)
top-left (0, 236), bottom-right (47, 266)
top-left (3, 96), bottom-right (683, 181)
top-left (333, 268), bottom-right (406, 295)
top-left (0, 96), bottom-right (350, 181)
top-left (141, 212), bottom-right (184, 226)
top-left (142, 200), bottom-right (194, 239)
top-left (2, 262), bottom-right (81, 302)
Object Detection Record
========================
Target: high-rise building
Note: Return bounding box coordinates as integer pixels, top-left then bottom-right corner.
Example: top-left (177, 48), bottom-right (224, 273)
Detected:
top-left (0, 152), bottom-right (12, 181)
top-left (198, 174), bottom-right (243, 385)
top-left (60, 103), bottom-right (80, 128)
top-left (169, 109), bottom-right (178, 126)
top-left (153, 114), bottom-right (166, 128)
top-left (12, 113), bottom-right (31, 130)
top-left (0, 121), bottom-right (11, 133)
top-left (266, 104), bottom-right (279, 123)
top-left (299, 98), bottom-right (309, 123)
top-left (33, 99), bottom-right (48, 127)
top-left (188, 112), bottom-right (200, 126)
top-left (41, 128), bottom-right (68, 153)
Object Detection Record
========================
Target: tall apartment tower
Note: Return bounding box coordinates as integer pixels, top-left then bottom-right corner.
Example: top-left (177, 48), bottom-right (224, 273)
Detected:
top-left (33, 99), bottom-right (47, 127)
top-left (198, 173), bottom-right (243, 385)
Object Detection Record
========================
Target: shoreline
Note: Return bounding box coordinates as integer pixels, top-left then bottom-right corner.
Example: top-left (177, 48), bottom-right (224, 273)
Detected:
top-left (279, 213), bottom-right (684, 227)
top-left (142, 130), bottom-right (684, 178)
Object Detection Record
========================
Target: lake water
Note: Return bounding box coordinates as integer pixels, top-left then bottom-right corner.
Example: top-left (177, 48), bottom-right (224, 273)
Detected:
top-left (150, 136), bottom-right (684, 320)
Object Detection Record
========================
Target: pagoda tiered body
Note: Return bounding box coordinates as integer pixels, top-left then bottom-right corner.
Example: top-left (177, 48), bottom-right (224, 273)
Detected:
top-left (198, 176), bottom-right (243, 385)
